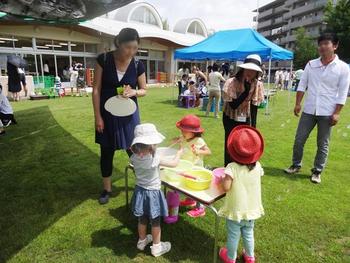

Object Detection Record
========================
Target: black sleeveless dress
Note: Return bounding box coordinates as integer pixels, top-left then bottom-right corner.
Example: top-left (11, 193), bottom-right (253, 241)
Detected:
top-left (95, 51), bottom-right (145, 150)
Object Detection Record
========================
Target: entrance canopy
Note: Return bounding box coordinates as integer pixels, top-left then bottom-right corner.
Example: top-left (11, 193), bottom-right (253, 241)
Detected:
top-left (0, 0), bottom-right (134, 23)
top-left (174, 28), bottom-right (293, 61)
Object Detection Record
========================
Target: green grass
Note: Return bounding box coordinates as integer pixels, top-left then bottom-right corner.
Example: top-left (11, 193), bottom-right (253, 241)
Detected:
top-left (0, 88), bottom-right (349, 263)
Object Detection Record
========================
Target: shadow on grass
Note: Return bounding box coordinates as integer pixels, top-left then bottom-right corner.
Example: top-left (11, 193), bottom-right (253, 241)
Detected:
top-left (159, 99), bottom-right (179, 106)
top-left (0, 106), bottom-right (122, 263)
top-left (91, 204), bottom-right (217, 263)
top-left (264, 166), bottom-right (310, 180)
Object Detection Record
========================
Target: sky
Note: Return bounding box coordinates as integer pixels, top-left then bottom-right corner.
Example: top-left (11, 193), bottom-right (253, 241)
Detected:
top-left (139, 0), bottom-right (274, 31)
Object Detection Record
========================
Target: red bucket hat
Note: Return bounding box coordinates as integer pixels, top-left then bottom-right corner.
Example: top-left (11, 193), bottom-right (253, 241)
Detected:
top-left (176, 115), bottom-right (204, 133)
top-left (227, 125), bottom-right (264, 164)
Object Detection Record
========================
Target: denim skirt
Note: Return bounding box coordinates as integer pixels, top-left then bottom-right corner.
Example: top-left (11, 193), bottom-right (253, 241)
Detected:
top-left (131, 185), bottom-right (168, 219)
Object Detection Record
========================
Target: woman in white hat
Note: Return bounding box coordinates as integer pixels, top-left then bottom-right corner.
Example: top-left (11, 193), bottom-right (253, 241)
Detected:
top-left (222, 54), bottom-right (263, 166)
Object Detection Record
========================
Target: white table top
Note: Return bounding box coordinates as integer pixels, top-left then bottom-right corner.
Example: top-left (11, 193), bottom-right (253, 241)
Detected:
top-left (160, 170), bottom-right (226, 206)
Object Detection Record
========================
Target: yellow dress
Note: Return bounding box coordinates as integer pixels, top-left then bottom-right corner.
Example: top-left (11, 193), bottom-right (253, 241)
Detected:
top-left (180, 137), bottom-right (207, 167)
top-left (218, 161), bottom-right (264, 222)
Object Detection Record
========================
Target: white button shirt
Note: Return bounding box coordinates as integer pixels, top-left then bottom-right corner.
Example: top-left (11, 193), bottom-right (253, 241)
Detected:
top-left (297, 55), bottom-right (350, 116)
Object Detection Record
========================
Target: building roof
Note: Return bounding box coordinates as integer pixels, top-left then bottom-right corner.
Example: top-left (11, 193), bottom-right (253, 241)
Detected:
top-left (173, 18), bottom-right (208, 37)
top-left (80, 17), bottom-right (205, 46)
top-left (253, 0), bottom-right (285, 12)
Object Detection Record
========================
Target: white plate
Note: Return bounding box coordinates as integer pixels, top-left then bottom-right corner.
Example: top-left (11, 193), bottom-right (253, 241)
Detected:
top-left (104, 96), bottom-right (137, 117)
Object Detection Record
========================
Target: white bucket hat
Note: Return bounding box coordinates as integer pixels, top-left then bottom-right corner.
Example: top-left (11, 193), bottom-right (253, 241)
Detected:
top-left (238, 54), bottom-right (262, 73)
top-left (131, 123), bottom-right (165, 146)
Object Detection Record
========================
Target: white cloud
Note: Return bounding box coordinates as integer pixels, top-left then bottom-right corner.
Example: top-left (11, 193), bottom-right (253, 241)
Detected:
top-left (140, 0), bottom-right (274, 31)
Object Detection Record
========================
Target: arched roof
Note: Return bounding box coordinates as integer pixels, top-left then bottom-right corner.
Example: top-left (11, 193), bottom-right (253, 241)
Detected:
top-left (113, 2), bottom-right (163, 29)
top-left (173, 18), bottom-right (208, 37)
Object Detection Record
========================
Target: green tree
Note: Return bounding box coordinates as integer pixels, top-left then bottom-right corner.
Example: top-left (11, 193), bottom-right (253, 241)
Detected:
top-left (324, 0), bottom-right (350, 61)
top-left (294, 27), bottom-right (318, 69)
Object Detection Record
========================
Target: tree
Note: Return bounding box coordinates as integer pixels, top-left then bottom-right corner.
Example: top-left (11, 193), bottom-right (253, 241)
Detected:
top-left (294, 27), bottom-right (318, 69)
top-left (324, 0), bottom-right (350, 61)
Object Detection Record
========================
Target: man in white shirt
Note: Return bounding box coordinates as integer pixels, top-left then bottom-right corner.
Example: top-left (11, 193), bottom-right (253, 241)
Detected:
top-left (285, 33), bottom-right (350, 184)
top-left (0, 84), bottom-right (16, 135)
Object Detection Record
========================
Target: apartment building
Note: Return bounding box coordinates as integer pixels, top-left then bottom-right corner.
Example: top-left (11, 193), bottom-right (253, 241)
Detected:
top-left (254, 0), bottom-right (333, 50)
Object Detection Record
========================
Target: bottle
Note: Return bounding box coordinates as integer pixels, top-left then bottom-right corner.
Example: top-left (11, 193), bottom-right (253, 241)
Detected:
top-left (164, 191), bottom-right (180, 224)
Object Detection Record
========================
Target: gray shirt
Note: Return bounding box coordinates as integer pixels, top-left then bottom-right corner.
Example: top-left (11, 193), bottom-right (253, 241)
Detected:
top-left (130, 153), bottom-right (161, 190)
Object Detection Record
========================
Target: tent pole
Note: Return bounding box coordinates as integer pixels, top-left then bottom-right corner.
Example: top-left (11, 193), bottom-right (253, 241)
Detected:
top-left (172, 59), bottom-right (177, 104)
top-left (287, 60), bottom-right (293, 107)
top-left (265, 57), bottom-right (272, 115)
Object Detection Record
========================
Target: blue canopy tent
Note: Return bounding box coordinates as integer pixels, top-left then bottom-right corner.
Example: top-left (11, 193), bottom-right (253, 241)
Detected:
top-left (174, 28), bottom-right (294, 113)
top-left (174, 28), bottom-right (293, 61)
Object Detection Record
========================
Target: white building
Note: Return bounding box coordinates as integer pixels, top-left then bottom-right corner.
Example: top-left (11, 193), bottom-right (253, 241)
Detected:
top-left (0, 1), bottom-right (208, 84)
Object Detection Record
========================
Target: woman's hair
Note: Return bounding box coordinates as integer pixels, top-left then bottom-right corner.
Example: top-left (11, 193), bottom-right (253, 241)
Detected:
top-left (114, 28), bottom-right (140, 48)
top-left (235, 68), bottom-right (259, 82)
top-left (131, 143), bottom-right (155, 156)
top-left (234, 160), bottom-right (257, 171)
top-left (189, 80), bottom-right (195, 85)
top-left (207, 65), bottom-right (213, 72)
top-left (212, 63), bottom-right (219, 72)
top-left (222, 63), bottom-right (229, 76)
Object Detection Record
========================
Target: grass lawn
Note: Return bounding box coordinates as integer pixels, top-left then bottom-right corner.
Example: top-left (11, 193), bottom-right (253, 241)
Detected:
top-left (0, 87), bottom-right (349, 263)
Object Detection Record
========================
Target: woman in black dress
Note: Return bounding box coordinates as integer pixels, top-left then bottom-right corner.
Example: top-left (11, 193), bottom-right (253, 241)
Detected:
top-left (7, 62), bottom-right (22, 101)
top-left (92, 28), bottom-right (147, 204)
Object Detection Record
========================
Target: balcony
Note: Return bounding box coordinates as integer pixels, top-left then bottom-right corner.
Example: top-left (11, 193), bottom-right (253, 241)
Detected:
top-left (261, 30), bottom-right (272, 37)
top-left (289, 0), bottom-right (328, 17)
top-left (274, 5), bottom-right (289, 14)
top-left (289, 15), bottom-right (323, 29)
top-left (258, 20), bottom-right (272, 30)
top-left (259, 9), bottom-right (273, 19)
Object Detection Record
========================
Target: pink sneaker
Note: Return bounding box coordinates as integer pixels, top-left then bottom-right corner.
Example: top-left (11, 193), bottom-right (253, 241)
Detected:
top-left (219, 247), bottom-right (236, 263)
top-left (164, 215), bottom-right (178, 224)
top-left (242, 251), bottom-right (255, 263)
top-left (180, 198), bottom-right (196, 207)
top-left (187, 207), bottom-right (206, 218)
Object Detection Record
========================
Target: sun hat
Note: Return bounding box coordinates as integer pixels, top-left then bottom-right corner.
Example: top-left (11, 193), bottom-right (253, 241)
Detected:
top-left (227, 125), bottom-right (264, 164)
top-left (237, 54), bottom-right (262, 73)
top-left (131, 123), bottom-right (165, 146)
top-left (176, 114), bottom-right (204, 133)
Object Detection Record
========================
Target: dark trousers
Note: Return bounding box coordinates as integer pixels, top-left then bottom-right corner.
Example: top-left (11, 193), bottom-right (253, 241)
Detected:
top-left (223, 114), bottom-right (250, 166)
top-left (100, 146), bottom-right (132, 177)
top-left (0, 113), bottom-right (17, 124)
top-left (250, 105), bottom-right (258, 128)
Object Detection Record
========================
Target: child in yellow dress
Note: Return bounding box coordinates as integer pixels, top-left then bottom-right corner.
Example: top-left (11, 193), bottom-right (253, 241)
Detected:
top-left (218, 125), bottom-right (264, 263)
top-left (174, 114), bottom-right (211, 217)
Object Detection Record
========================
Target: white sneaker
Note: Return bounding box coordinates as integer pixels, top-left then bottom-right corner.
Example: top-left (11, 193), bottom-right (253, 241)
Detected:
top-left (310, 173), bottom-right (321, 184)
top-left (151, 241), bottom-right (171, 257)
top-left (284, 165), bottom-right (301, 174)
top-left (136, 234), bottom-right (153, 251)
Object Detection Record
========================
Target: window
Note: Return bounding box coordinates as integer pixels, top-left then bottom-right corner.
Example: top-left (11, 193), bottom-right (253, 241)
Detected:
top-left (149, 50), bottom-right (164, 60)
top-left (187, 21), bottom-right (205, 36)
top-left (130, 6), bottom-right (159, 27)
top-left (70, 42), bottom-right (84, 52)
top-left (85, 43), bottom-right (97, 53)
top-left (0, 35), bottom-right (17, 48)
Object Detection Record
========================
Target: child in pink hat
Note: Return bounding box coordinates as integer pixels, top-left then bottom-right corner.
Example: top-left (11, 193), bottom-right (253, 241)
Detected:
top-left (218, 125), bottom-right (265, 263)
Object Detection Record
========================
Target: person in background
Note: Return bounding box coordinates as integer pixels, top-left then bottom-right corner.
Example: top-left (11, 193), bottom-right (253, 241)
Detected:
top-left (0, 84), bottom-right (17, 128)
top-left (69, 61), bottom-right (79, 95)
top-left (178, 74), bottom-right (188, 96)
top-left (62, 66), bottom-right (70, 82)
top-left (294, 68), bottom-right (304, 91)
top-left (222, 63), bottom-right (230, 81)
top-left (183, 80), bottom-right (196, 96)
top-left (274, 69), bottom-right (281, 89)
top-left (43, 60), bottom-right (50, 76)
top-left (18, 67), bottom-right (27, 97)
top-left (6, 62), bottom-right (21, 102)
top-left (192, 65), bottom-right (207, 87)
top-left (284, 32), bottom-right (350, 184)
top-left (206, 63), bottom-right (226, 118)
top-left (222, 54), bottom-right (262, 166)
top-left (283, 69), bottom-right (290, 90)
top-left (218, 125), bottom-right (264, 263)
top-left (250, 79), bottom-right (264, 128)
